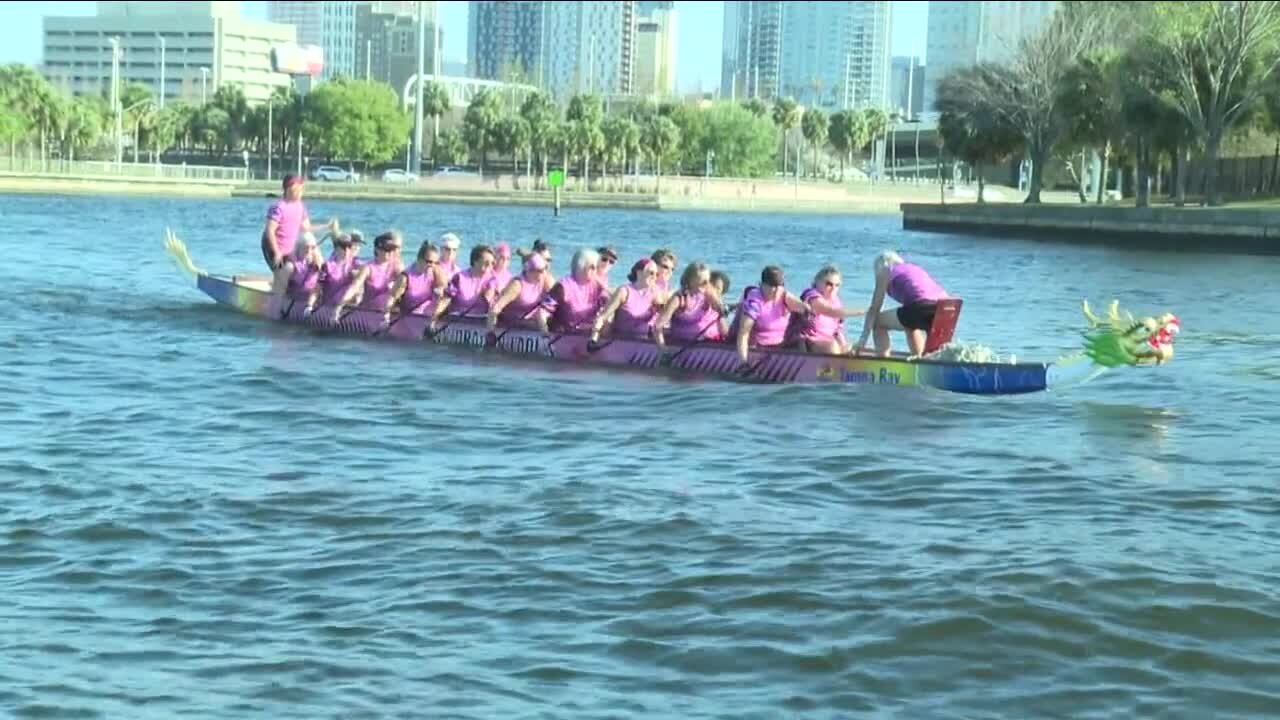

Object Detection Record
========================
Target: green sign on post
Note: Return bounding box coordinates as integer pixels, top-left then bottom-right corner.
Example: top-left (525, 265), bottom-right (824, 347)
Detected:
top-left (548, 170), bottom-right (564, 188)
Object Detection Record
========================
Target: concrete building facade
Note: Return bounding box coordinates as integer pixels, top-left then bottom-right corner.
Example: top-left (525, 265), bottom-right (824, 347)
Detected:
top-left (722, 1), bottom-right (890, 111)
top-left (889, 55), bottom-right (925, 118)
top-left (268, 0), bottom-right (367, 80)
top-left (541, 0), bottom-right (636, 101)
top-left (633, 2), bottom-right (677, 98)
top-left (42, 1), bottom-right (296, 105)
top-left (720, 0), bottom-right (783, 102)
top-left (355, 2), bottom-right (439, 97)
top-left (467, 1), bottom-right (545, 84)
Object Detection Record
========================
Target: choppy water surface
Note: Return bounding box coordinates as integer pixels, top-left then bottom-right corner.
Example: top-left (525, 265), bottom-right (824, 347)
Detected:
top-left (3, 193), bottom-right (1279, 718)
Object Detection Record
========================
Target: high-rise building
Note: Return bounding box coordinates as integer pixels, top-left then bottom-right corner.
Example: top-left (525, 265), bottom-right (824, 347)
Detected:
top-left (542, 0), bottom-right (637, 100)
top-left (268, 1), bottom-right (364, 80)
top-left (467, 1), bottom-right (545, 83)
top-left (355, 2), bottom-right (439, 97)
top-left (634, 2), bottom-right (676, 98)
top-left (889, 56), bottom-right (925, 117)
top-left (924, 0), bottom-right (1057, 111)
top-left (265, 0), bottom-right (320, 46)
top-left (777, 1), bottom-right (891, 111)
top-left (320, 2), bottom-right (358, 79)
top-left (722, 1), bottom-right (889, 110)
top-left (43, 1), bottom-right (296, 104)
top-left (720, 0), bottom-right (783, 102)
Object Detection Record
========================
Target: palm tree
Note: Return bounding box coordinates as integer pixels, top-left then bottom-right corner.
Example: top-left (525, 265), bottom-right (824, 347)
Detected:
top-left (57, 96), bottom-right (102, 164)
top-left (519, 91), bottom-right (556, 186)
top-left (862, 108), bottom-right (888, 179)
top-left (421, 80), bottom-right (450, 160)
top-left (801, 107), bottom-right (827, 179)
top-left (643, 115), bottom-right (680, 193)
top-left (492, 114), bottom-right (531, 187)
top-left (570, 119), bottom-right (604, 190)
top-left (462, 88), bottom-right (502, 178)
top-left (0, 65), bottom-right (63, 169)
top-left (771, 97), bottom-right (801, 175)
top-left (741, 97), bottom-right (768, 118)
top-left (566, 94), bottom-right (603, 190)
top-left (603, 115), bottom-right (641, 185)
top-left (549, 121), bottom-right (572, 184)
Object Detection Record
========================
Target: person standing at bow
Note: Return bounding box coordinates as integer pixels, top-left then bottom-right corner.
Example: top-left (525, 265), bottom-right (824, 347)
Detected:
top-left (261, 174), bottom-right (333, 297)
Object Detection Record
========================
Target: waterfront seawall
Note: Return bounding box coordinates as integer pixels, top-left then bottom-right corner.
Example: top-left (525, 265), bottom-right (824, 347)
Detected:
top-left (901, 203), bottom-right (1280, 255)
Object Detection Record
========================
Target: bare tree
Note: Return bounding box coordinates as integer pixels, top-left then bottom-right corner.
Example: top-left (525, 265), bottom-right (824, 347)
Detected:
top-left (965, 6), bottom-right (1109, 203)
top-left (1157, 1), bottom-right (1280, 206)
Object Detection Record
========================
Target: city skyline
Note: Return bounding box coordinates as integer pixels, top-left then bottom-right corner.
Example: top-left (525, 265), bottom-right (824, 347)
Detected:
top-left (5, 1), bottom-right (930, 96)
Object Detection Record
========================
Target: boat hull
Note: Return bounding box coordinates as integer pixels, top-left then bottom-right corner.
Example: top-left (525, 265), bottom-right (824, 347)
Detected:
top-left (197, 273), bottom-right (1049, 395)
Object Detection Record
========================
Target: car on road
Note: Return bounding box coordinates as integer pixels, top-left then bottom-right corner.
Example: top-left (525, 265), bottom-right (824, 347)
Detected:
top-left (432, 165), bottom-right (477, 176)
top-left (382, 168), bottom-right (420, 183)
top-left (310, 165), bottom-right (360, 182)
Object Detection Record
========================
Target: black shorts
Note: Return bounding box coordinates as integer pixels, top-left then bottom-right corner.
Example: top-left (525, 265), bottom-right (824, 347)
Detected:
top-left (896, 302), bottom-right (937, 331)
top-left (261, 233), bottom-right (285, 270)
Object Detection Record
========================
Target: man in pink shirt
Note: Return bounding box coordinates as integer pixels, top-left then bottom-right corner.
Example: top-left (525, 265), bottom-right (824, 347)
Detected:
top-left (261, 174), bottom-right (332, 297)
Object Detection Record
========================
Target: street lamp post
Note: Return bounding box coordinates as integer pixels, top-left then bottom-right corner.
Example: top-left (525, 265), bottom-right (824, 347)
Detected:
top-left (123, 98), bottom-right (154, 164)
top-left (110, 36), bottom-right (123, 168)
top-left (200, 67), bottom-right (210, 105)
top-left (266, 96), bottom-right (273, 182)
top-left (156, 34), bottom-right (166, 110)
top-left (410, 2), bottom-right (426, 174)
top-left (914, 116), bottom-right (922, 181)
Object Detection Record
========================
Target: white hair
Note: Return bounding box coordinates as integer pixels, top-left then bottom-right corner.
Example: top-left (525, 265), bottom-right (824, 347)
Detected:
top-left (571, 247), bottom-right (600, 277)
top-left (874, 250), bottom-right (904, 276)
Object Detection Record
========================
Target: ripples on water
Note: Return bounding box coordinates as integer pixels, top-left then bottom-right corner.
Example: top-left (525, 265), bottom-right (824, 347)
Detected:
top-left (3, 194), bottom-right (1280, 718)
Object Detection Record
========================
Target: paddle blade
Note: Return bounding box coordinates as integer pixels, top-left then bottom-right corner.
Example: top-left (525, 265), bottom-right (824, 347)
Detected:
top-left (163, 228), bottom-right (205, 277)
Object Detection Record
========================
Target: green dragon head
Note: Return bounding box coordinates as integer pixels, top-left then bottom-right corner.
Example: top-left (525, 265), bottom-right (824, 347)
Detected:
top-left (1080, 300), bottom-right (1180, 368)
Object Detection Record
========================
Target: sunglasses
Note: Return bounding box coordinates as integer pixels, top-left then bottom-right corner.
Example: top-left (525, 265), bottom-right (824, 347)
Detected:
top-left (644, 269), bottom-right (657, 277)
top-left (825, 281), bottom-right (841, 288)
top-left (601, 257), bottom-right (617, 265)
top-left (660, 264), bottom-right (674, 272)
top-left (423, 259), bottom-right (438, 265)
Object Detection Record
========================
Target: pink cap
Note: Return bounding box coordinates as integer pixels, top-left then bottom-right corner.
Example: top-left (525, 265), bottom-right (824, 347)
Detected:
top-left (523, 253), bottom-right (547, 272)
top-left (496, 242), bottom-right (511, 258)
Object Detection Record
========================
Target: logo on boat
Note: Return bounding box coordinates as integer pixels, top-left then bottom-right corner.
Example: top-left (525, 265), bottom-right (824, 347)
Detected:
top-left (432, 326), bottom-right (552, 356)
top-left (433, 326), bottom-right (489, 348)
top-left (817, 363), bottom-right (903, 385)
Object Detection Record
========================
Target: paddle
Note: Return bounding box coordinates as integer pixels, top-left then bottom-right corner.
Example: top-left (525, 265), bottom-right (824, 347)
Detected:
top-left (425, 292), bottom-right (489, 340)
top-left (374, 287), bottom-right (438, 338)
top-left (487, 297), bottom-right (548, 348)
top-left (659, 311), bottom-right (723, 367)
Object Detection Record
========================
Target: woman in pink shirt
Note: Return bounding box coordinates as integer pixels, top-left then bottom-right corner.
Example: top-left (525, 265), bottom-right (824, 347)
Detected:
top-left (799, 265), bottom-right (865, 355)
top-left (731, 265), bottom-right (809, 364)
top-left (430, 244), bottom-right (498, 331)
top-left (854, 250), bottom-right (951, 357)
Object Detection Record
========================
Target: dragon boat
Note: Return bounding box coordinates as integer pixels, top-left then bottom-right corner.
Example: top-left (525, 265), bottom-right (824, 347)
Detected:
top-left (167, 232), bottom-right (1179, 396)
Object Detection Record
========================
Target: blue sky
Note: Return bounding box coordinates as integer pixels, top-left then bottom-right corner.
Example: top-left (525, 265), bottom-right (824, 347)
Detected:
top-left (3, 1), bottom-right (929, 94)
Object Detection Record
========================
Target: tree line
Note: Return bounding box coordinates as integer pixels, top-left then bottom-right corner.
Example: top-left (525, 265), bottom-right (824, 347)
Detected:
top-left (1, 61), bottom-right (902, 185)
top-left (936, 0), bottom-right (1280, 206)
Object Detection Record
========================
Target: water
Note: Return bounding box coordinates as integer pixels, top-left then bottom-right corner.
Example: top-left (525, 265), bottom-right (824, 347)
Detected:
top-left (3, 193), bottom-right (1279, 718)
